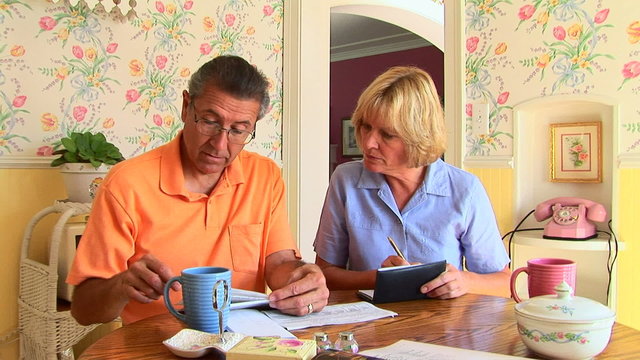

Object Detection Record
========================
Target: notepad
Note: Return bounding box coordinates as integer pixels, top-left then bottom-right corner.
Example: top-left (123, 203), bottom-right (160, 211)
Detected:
top-left (357, 260), bottom-right (447, 303)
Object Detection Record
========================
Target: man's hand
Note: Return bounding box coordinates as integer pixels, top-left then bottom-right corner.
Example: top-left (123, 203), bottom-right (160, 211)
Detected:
top-left (265, 250), bottom-right (330, 316)
top-left (71, 253), bottom-right (178, 325)
top-left (118, 253), bottom-right (179, 304)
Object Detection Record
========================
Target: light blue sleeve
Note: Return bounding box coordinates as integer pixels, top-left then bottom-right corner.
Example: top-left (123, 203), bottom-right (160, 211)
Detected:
top-left (313, 165), bottom-right (351, 267)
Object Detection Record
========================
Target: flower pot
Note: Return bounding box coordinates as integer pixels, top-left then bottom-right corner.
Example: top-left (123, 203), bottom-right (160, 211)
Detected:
top-left (60, 163), bottom-right (111, 203)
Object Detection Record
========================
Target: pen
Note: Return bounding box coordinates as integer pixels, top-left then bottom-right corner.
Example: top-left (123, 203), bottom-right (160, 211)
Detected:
top-left (387, 236), bottom-right (407, 262)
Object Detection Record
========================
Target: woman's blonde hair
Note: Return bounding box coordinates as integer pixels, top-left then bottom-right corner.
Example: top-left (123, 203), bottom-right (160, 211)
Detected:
top-left (352, 66), bottom-right (446, 167)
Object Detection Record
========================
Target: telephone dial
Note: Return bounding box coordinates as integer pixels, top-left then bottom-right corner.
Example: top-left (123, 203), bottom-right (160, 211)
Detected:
top-left (534, 197), bottom-right (607, 240)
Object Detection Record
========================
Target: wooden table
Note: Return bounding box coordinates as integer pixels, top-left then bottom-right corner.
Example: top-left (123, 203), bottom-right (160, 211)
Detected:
top-left (80, 291), bottom-right (640, 359)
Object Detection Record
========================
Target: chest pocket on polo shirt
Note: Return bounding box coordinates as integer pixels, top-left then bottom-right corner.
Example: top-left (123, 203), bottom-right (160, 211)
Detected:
top-left (229, 223), bottom-right (263, 274)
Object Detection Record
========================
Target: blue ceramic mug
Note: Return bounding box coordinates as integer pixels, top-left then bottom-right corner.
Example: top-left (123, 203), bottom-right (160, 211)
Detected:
top-left (164, 266), bottom-right (231, 333)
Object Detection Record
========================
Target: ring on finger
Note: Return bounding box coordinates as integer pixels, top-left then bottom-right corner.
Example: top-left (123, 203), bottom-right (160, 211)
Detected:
top-left (307, 303), bottom-right (314, 315)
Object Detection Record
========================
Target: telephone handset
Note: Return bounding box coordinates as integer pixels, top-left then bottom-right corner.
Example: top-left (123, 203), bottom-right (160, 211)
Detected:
top-left (534, 197), bottom-right (606, 240)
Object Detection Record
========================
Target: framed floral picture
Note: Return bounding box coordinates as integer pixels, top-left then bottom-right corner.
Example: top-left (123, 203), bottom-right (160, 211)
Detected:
top-left (342, 118), bottom-right (362, 156)
top-left (549, 121), bottom-right (602, 183)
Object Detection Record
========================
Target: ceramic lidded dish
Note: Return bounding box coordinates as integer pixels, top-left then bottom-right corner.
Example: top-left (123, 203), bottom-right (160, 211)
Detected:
top-left (514, 281), bottom-right (615, 360)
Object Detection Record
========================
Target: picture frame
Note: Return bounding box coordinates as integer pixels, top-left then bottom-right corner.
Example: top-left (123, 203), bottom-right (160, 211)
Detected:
top-left (549, 121), bottom-right (602, 183)
top-left (342, 118), bottom-right (362, 156)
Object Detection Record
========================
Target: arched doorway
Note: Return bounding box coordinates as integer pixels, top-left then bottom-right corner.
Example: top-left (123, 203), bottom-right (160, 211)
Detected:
top-left (283, 1), bottom-right (462, 261)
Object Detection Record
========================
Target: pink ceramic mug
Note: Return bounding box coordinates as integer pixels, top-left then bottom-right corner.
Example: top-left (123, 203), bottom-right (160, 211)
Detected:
top-left (510, 258), bottom-right (576, 303)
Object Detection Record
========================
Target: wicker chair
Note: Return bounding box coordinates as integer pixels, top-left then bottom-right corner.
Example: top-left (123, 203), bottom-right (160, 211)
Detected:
top-left (19, 201), bottom-right (98, 360)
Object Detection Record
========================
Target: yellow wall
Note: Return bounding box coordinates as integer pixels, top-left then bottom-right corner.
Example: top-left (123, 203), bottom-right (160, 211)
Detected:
top-left (617, 168), bottom-right (640, 328)
top-left (0, 169), bottom-right (66, 359)
top-left (467, 168), bottom-right (514, 235)
top-left (469, 167), bottom-right (639, 331)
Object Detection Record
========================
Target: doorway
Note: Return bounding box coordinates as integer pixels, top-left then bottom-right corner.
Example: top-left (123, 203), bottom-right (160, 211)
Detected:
top-left (283, 1), bottom-right (460, 261)
top-left (330, 13), bottom-right (443, 175)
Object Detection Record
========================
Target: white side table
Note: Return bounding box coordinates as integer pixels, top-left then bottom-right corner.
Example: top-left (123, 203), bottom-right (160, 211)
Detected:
top-left (18, 200), bottom-right (98, 360)
top-left (510, 229), bottom-right (622, 308)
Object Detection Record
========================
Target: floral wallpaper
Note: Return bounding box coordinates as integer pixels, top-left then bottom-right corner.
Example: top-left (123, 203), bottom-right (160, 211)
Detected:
top-left (464, 0), bottom-right (640, 158)
top-left (0, 0), bottom-right (284, 165)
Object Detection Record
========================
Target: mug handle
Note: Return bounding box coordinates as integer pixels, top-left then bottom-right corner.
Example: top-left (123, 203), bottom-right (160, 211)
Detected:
top-left (163, 276), bottom-right (186, 322)
top-left (510, 267), bottom-right (529, 303)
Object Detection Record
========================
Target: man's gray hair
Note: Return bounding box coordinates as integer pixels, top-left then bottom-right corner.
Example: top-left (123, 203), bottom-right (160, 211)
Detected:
top-left (188, 55), bottom-right (270, 119)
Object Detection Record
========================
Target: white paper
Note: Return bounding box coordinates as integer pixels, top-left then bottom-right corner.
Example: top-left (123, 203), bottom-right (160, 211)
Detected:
top-left (230, 288), bottom-right (270, 310)
top-left (262, 301), bottom-right (397, 330)
top-left (227, 309), bottom-right (296, 338)
top-left (359, 340), bottom-right (529, 360)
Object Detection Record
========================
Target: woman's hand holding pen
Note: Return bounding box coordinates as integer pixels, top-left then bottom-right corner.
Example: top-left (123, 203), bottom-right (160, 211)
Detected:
top-left (383, 237), bottom-right (419, 267)
top-left (420, 263), bottom-right (469, 299)
top-left (380, 256), bottom-right (419, 267)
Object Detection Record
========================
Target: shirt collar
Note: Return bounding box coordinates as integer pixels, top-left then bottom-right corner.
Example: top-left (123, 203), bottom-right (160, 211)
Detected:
top-left (356, 158), bottom-right (451, 197)
top-left (160, 132), bottom-right (245, 199)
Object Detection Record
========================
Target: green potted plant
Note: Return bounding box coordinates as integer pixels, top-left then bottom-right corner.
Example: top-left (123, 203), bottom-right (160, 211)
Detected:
top-left (51, 132), bottom-right (125, 203)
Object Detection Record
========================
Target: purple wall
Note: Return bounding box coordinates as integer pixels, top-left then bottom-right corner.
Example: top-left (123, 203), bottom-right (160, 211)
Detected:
top-left (330, 46), bottom-right (444, 167)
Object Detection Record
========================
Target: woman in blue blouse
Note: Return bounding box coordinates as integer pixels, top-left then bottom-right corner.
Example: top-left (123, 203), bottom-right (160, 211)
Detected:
top-left (314, 66), bottom-right (511, 299)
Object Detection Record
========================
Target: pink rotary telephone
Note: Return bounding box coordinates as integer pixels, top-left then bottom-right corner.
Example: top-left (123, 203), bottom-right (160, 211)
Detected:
top-left (534, 197), bottom-right (607, 240)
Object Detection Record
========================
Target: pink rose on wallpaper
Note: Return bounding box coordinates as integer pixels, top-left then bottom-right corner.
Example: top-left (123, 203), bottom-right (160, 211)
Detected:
top-left (465, 103), bottom-right (473, 117)
top-left (72, 45), bottom-right (83, 59)
top-left (106, 43), bottom-right (118, 53)
top-left (37, 146), bottom-right (54, 156)
top-left (39, 16), bottom-right (57, 31)
top-left (518, 5), bottom-right (535, 21)
top-left (594, 9), bottom-right (609, 24)
top-left (263, 5), bottom-right (274, 16)
top-left (225, 14), bottom-right (236, 27)
top-left (125, 89), bottom-right (141, 102)
top-left (156, 55), bottom-right (168, 70)
top-left (155, 1), bottom-right (165, 13)
top-left (553, 26), bottom-right (566, 40)
top-left (12, 95), bottom-right (27, 108)
top-left (200, 43), bottom-right (212, 55)
top-left (497, 92), bottom-right (510, 105)
top-left (622, 61), bottom-right (640, 79)
top-left (153, 114), bottom-right (163, 126)
top-left (184, 1), bottom-right (193, 10)
top-left (73, 106), bottom-right (88, 122)
top-left (466, 36), bottom-right (479, 53)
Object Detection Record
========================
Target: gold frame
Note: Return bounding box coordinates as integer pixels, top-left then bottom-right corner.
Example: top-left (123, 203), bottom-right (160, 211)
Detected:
top-left (549, 121), bottom-right (602, 183)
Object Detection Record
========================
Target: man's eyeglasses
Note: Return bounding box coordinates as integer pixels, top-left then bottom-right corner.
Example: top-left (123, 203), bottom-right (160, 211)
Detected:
top-left (191, 103), bottom-right (255, 145)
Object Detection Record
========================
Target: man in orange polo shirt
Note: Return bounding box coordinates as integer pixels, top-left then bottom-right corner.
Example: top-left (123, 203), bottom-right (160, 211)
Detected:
top-left (67, 55), bottom-right (329, 325)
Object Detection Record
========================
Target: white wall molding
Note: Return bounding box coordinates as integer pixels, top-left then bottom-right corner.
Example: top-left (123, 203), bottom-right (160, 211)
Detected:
top-left (331, 36), bottom-right (430, 62)
top-left (0, 156), bottom-right (55, 169)
top-left (463, 156), bottom-right (513, 169)
top-left (284, 0), bottom-right (448, 262)
top-left (618, 154), bottom-right (640, 168)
